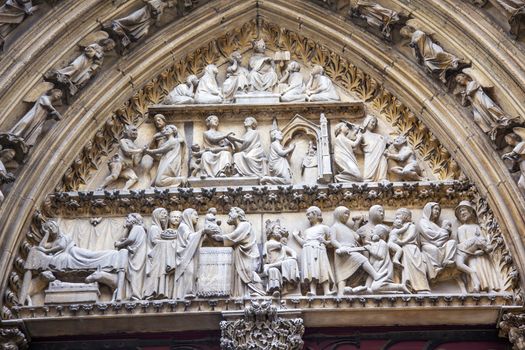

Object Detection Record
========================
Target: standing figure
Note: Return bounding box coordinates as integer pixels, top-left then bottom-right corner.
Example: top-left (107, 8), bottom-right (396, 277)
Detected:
top-left (229, 117), bottom-right (266, 177)
top-left (222, 51), bottom-right (249, 102)
top-left (144, 124), bottom-right (186, 187)
top-left (200, 115), bottom-right (234, 177)
top-left (45, 39), bottom-right (115, 97)
top-left (110, 0), bottom-right (167, 50)
top-left (163, 75), bottom-right (199, 104)
top-left (360, 115), bottom-right (388, 182)
top-left (293, 206), bottom-right (335, 296)
top-left (330, 206), bottom-right (386, 296)
top-left (115, 213), bottom-right (148, 300)
top-left (174, 208), bottom-right (208, 299)
top-left (9, 89), bottom-right (62, 147)
top-left (144, 207), bottom-right (173, 299)
top-left (388, 215), bottom-right (411, 266)
top-left (260, 128), bottom-right (295, 185)
top-left (99, 125), bottom-right (144, 190)
top-left (356, 204), bottom-right (385, 245)
top-left (306, 65), bottom-right (340, 102)
top-left (262, 219), bottom-right (300, 297)
top-left (301, 141), bottom-right (318, 176)
top-left (194, 64), bottom-right (223, 104)
top-left (503, 129), bottom-right (525, 195)
top-left (455, 201), bottom-right (501, 292)
top-left (0, 0), bottom-right (35, 51)
top-left (455, 73), bottom-right (517, 141)
top-left (333, 122), bottom-right (362, 182)
top-left (400, 26), bottom-right (467, 84)
top-left (350, 1), bottom-right (400, 39)
top-left (417, 202), bottom-right (458, 279)
top-left (189, 143), bottom-right (204, 177)
top-left (385, 135), bottom-right (423, 181)
top-left (248, 39), bottom-right (278, 93)
top-left (279, 61), bottom-right (306, 102)
top-left (211, 207), bottom-right (265, 298)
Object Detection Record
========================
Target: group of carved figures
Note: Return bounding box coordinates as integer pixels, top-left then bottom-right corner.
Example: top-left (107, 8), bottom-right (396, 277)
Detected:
top-left (99, 113), bottom-right (424, 191)
top-left (19, 200), bottom-right (501, 304)
top-left (163, 41), bottom-right (340, 105)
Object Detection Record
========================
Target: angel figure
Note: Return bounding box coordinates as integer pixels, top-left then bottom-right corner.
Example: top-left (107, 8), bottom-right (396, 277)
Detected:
top-left (503, 127), bottom-right (525, 195)
top-left (350, 1), bottom-right (401, 40)
top-left (0, 0), bottom-right (37, 52)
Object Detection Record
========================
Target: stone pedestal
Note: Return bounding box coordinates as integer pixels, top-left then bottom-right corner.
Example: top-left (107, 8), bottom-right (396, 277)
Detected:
top-left (197, 247), bottom-right (233, 297)
top-left (44, 281), bottom-right (100, 304)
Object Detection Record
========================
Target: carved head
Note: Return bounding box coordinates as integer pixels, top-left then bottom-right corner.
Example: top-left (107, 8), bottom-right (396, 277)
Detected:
top-left (400, 25), bottom-right (415, 39)
top-left (123, 125), bottom-right (138, 140)
top-left (181, 208), bottom-right (199, 230)
top-left (395, 208), bottom-right (412, 224)
top-left (505, 132), bottom-right (521, 146)
top-left (162, 124), bottom-right (178, 137)
top-left (422, 202), bottom-right (441, 222)
top-left (270, 129), bottom-right (283, 141)
top-left (287, 60), bottom-right (300, 73)
top-left (204, 64), bottom-right (218, 76)
top-left (369, 204), bottom-right (384, 224)
top-left (265, 219), bottom-right (289, 241)
top-left (455, 73), bottom-right (470, 87)
top-left (48, 88), bottom-right (63, 102)
top-left (393, 135), bottom-right (407, 148)
top-left (311, 65), bottom-right (324, 77)
top-left (42, 220), bottom-right (59, 239)
top-left (362, 115), bottom-right (378, 131)
top-left (372, 224), bottom-right (389, 241)
top-left (207, 207), bottom-right (218, 215)
top-left (125, 213), bottom-right (144, 228)
top-left (231, 51), bottom-right (242, 62)
top-left (306, 206), bottom-right (323, 224)
top-left (333, 206), bottom-right (351, 224)
top-left (253, 39), bottom-right (266, 53)
top-left (153, 114), bottom-right (167, 130)
top-left (244, 117), bottom-right (257, 129)
top-left (334, 122), bottom-right (350, 137)
top-left (169, 210), bottom-right (182, 229)
top-left (228, 207), bottom-right (247, 225)
top-left (206, 115), bottom-right (219, 129)
top-left (152, 207), bottom-right (169, 229)
top-left (84, 44), bottom-right (100, 58)
top-left (186, 74), bottom-right (199, 87)
top-left (455, 200), bottom-right (477, 224)
top-left (191, 143), bottom-right (201, 152)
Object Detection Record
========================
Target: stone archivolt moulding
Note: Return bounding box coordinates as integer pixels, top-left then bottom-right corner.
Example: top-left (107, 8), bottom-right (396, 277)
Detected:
top-left (0, 0), bottom-right (525, 346)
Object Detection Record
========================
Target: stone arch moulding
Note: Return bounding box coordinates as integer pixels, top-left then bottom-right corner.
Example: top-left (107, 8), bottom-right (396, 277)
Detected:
top-left (0, 0), bottom-right (525, 345)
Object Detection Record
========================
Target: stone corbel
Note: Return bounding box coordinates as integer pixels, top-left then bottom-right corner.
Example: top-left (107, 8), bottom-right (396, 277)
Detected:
top-left (499, 309), bottom-right (525, 349)
top-left (220, 301), bottom-right (304, 350)
top-left (0, 324), bottom-right (28, 350)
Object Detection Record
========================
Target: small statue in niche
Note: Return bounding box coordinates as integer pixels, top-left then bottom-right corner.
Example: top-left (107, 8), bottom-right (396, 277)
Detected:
top-left (293, 206), bottom-right (336, 296)
top-left (306, 65), bottom-right (340, 102)
top-left (279, 60), bottom-right (306, 102)
top-left (502, 128), bottom-right (525, 195)
top-left (330, 206), bottom-right (386, 296)
top-left (301, 141), bottom-right (318, 176)
top-left (189, 143), bottom-right (204, 177)
top-left (0, 0), bottom-right (36, 52)
top-left (0, 145), bottom-right (15, 204)
top-left (162, 75), bottom-right (199, 105)
top-left (385, 135), bottom-right (424, 181)
top-left (108, 0), bottom-right (168, 52)
top-left (9, 89), bottom-right (63, 148)
top-left (455, 200), bottom-right (501, 292)
top-left (262, 219), bottom-right (300, 297)
top-left (400, 26), bottom-right (468, 84)
top-left (45, 38), bottom-right (115, 98)
top-left (455, 73), bottom-right (518, 141)
top-left (210, 207), bottom-right (265, 298)
top-left (417, 202), bottom-right (458, 280)
top-left (195, 64), bottom-right (223, 104)
top-left (144, 124), bottom-right (187, 187)
top-left (350, 1), bottom-right (401, 40)
top-left (248, 39), bottom-right (278, 93)
top-left (115, 213), bottom-right (148, 300)
top-left (200, 115), bottom-right (234, 177)
top-left (364, 225), bottom-right (410, 293)
top-left (360, 115), bottom-right (388, 182)
top-left (222, 51), bottom-right (249, 102)
top-left (260, 128), bottom-right (295, 185)
top-left (333, 121), bottom-right (362, 182)
top-left (99, 124), bottom-right (144, 190)
top-left (229, 116), bottom-right (266, 178)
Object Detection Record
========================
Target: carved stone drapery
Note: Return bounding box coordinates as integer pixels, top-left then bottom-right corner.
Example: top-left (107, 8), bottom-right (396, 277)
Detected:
top-left (220, 301), bottom-right (304, 350)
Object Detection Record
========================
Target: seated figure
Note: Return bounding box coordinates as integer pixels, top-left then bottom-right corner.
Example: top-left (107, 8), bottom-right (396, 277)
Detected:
top-left (163, 75), bottom-right (199, 105)
top-left (306, 65), bottom-right (340, 102)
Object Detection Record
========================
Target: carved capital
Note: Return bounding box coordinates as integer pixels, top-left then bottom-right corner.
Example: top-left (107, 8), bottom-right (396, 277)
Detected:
top-left (220, 301), bottom-right (304, 350)
top-left (499, 311), bottom-right (525, 349)
top-left (0, 326), bottom-right (28, 350)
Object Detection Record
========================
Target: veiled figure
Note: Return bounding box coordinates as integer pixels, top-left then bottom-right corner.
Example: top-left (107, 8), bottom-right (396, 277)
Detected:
top-left (163, 75), bottom-right (199, 105)
top-left (144, 125), bottom-right (186, 187)
top-left (417, 202), bottom-right (457, 280)
top-left (248, 39), bottom-right (278, 92)
top-left (10, 89), bottom-right (62, 147)
top-left (222, 51), bottom-right (249, 102)
top-left (306, 65), bottom-right (340, 102)
top-left (144, 208), bottom-right (173, 299)
top-left (455, 201), bottom-right (501, 292)
top-left (111, 0), bottom-right (166, 47)
top-left (456, 74), bottom-right (516, 140)
top-left (201, 115), bottom-right (234, 177)
top-left (401, 26), bottom-right (464, 83)
top-left (195, 64), bottom-right (223, 104)
top-left (0, 0), bottom-right (34, 50)
top-left (260, 129), bottom-right (295, 185)
top-left (356, 204), bottom-right (385, 245)
top-left (360, 116), bottom-right (388, 182)
top-left (230, 117), bottom-right (266, 177)
top-left (279, 61), bottom-right (306, 102)
top-left (333, 122), bottom-right (362, 182)
top-left (174, 208), bottom-right (206, 299)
